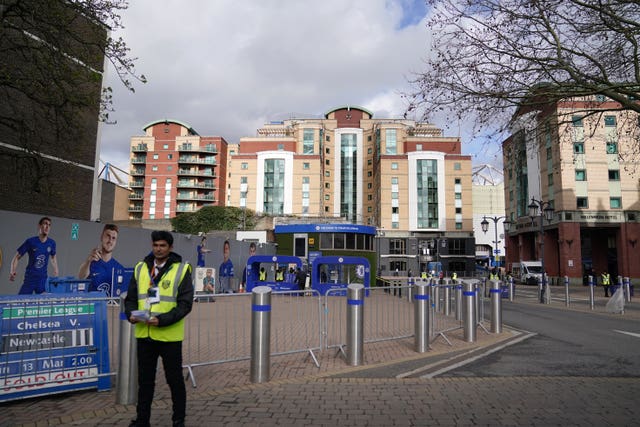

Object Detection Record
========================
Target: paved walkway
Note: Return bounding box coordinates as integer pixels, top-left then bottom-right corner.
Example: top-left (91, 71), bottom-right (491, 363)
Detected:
top-left (1, 284), bottom-right (637, 426)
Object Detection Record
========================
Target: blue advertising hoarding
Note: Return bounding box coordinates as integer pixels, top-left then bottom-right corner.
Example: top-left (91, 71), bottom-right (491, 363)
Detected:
top-left (0, 294), bottom-right (111, 402)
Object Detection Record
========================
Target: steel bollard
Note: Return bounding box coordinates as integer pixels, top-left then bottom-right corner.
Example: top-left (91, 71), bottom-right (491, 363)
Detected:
top-left (624, 277), bottom-right (632, 302)
top-left (588, 275), bottom-right (595, 310)
top-left (406, 277), bottom-right (414, 302)
top-left (475, 281), bottom-right (481, 325)
top-left (455, 284), bottom-right (463, 321)
top-left (346, 283), bottom-right (365, 366)
top-left (489, 280), bottom-right (502, 334)
top-left (250, 286), bottom-right (272, 383)
top-left (443, 279), bottom-right (451, 316)
top-left (545, 274), bottom-right (551, 304)
top-left (414, 283), bottom-right (430, 353)
top-left (116, 292), bottom-right (137, 405)
top-left (564, 275), bottom-right (570, 306)
top-left (463, 281), bottom-right (476, 342)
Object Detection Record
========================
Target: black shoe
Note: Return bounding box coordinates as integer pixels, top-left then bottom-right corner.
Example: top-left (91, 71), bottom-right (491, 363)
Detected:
top-left (129, 420), bottom-right (150, 427)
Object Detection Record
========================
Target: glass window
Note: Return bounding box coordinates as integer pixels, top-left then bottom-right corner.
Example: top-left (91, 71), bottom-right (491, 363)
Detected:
top-left (572, 116), bottom-right (583, 127)
top-left (606, 141), bottom-right (618, 154)
top-left (385, 129), bottom-right (397, 155)
top-left (574, 142), bottom-right (584, 153)
top-left (609, 170), bottom-right (620, 181)
top-left (575, 170), bottom-right (586, 181)
top-left (454, 162), bottom-right (461, 170)
top-left (303, 163), bottom-right (310, 169)
top-left (326, 159), bottom-right (330, 165)
top-left (548, 173), bottom-right (553, 186)
top-left (455, 193), bottom-right (461, 199)
top-left (163, 144), bottom-right (169, 149)
top-left (324, 194), bottom-right (330, 200)
top-left (153, 153), bottom-right (159, 159)
top-left (595, 94), bottom-right (606, 102)
top-left (334, 234), bottom-right (345, 249)
top-left (610, 197), bottom-right (622, 209)
top-left (303, 129), bottom-right (314, 154)
top-left (277, 144), bottom-right (284, 150)
top-left (391, 177), bottom-right (398, 185)
top-left (325, 171), bottom-right (330, 176)
top-left (167, 154), bottom-right (173, 159)
top-left (241, 176), bottom-right (248, 184)
top-left (577, 197), bottom-right (588, 208)
top-left (455, 178), bottom-right (461, 184)
top-left (391, 162), bottom-right (398, 170)
top-left (367, 183), bottom-right (372, 189)
top-left (303, 176), bottom-right (309, 184)
top-left (392, 222), bottom-right (399, 229)
top-left (389, 239), bottom-right (405, 254)
top-left (241, 162), bottom-right (248, 169)
top-left (326, 147), bottom-right (330, 154)
top-left (167, 166), bottom-right (172, 171)
top-left (604, 116), bottom-right (616, 127)
top-left (456, 222), bottom-right (462, 230)
top-left (325, 183), bottom-right (330, 189)
top-left (546, 147), bottom-right (552, 159)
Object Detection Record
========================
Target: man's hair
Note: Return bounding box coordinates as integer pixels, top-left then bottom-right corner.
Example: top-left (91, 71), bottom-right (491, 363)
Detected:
top-left (223, 239), bottom-right (230, 249)
top-left (38, 216), bottom-right (51, 225)
top-left (151, 230), bottom-right (173, 246)
top-left (103, 224), bottom-right (119, 234)
top-left (249, 242), bottom-right (256, 250)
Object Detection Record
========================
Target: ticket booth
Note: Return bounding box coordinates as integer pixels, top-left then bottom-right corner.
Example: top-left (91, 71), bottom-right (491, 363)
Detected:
top-left (311, 256), bottom-right (370, 296)
top-left (245, 255), bottom-right (303, 292)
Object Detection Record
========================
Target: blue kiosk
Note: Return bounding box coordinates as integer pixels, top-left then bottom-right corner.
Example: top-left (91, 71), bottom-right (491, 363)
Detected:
top-left (311, 256), bottom-right (370, 296)
top-left (245, 255), bottom-right (303, 292)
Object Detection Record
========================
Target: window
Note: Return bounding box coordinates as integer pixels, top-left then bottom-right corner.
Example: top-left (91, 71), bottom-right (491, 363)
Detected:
top-left (595, 94), bottom-right (606, 102)
top-left (241, 162), bottom-right (248, 169)
top-left (324, 194), bottom-right (330, 200)
top-left (572, 116), bottom-right (583, 127)
top-left (575, 170), bottom-right (586, 181)
top-left (152, 165), bottom-right (158, 171)
top-left (392, 207), bottom-right (399, 214)
top-left (367, 183), bottom-right (372, 189)
top-left (455, 207), bottom-right (462, 214)
top-left (368, 159), bottom-right (372, 165)
top-left (610, 197), bottom-right (622, 209)
top-left (326, 135), bottom-right (330, 142)
top-left (455, 193), bottom-right (461, 199)
top-left (167, 166), bottom-right (172, 171)
top-left (391, 177), bottom-right (398, 185)
top-left (456, 222), bottom-right (462, 230)
top-left (606, 140), bottom-right (618, 154)
top-left (367, 147), bottom-right (372, 154)
top-left (546, 147), bottom-right (552, 159)
top-left (577, 197), bottom-right (588, 208)
top-left (454, 162), bottom-right (461, 170)
top-left (367, 194), bottom-right (372, 200)
top-left (277, 144), bottom-right (284, 150)
top-left (604, 116), bottom-right (616, 127)
top-left (325, 183), bottom-right (330, 189)
top-left (367, 171), bottom-right (372, 177)
top-left (303, 163), bottom-right (310, 169)
top-left (391, 162), bottom-right (398, 170)
top-left (368, 206), bottom-right (372, 212)
top-left (153, 154), bottom-right (159, 160)
top-left (303, 129), bottom-right (314, 154)
top-left (325, 171), bottom-right (330, 176)
top-left (548, 173), bottom-right (553, 186)
top-left (391, 192), bottom-right (398, 200)
top-left (455, 178), bottom-right (461, 184)
top-left (416, 144), bottom-right (422, 151)
top-left (303, 176), bottom-right (309, 184)
top-left (325, 159), bottom-right (330, 165)
top-left (609, 170), bottom-right (620, 181)
top-left (326, 147), bottom-right (330, 154)
top-left (574, 142), bottom-right (585, 153)
top-left (385, 129), bottom-right (397, 155)
top-left (241, 176), bottom-right (248, 184)
top-left (167, 154), bottom-right (173, 159)
top-left (392, 222), bottom-right (399, 229)
top-left (163, 144), bottom-right (169, 149)
top-left (389, 239), bottom-right (405, 255)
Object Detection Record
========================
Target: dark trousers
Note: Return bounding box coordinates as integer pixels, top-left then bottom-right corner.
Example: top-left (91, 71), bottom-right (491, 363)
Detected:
top-left (136, 338), bottom-right (185, 424)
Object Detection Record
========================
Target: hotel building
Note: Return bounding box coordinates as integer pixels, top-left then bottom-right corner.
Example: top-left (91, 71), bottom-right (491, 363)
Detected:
top-left (503, 95), bottom-right (640, 282)
top-left (226, 106), bottom-right (475, 276)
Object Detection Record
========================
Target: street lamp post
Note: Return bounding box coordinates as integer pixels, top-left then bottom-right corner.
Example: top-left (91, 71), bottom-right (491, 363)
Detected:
top-left (528, 197), bottom-right (555, 303)
top-left (480, 216), bottom-right (511, 270)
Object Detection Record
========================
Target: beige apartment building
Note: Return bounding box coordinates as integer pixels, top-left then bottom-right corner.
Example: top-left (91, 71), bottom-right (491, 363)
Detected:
top-left (227, 106), bottom-right (475, 276)
top-left (128, 120), bottom-right (228, 219)
top-left (503, 95), bottom-right (640, 283)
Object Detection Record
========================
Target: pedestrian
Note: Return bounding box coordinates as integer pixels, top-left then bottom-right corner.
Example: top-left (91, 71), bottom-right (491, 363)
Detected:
top-left (295, 267), bottom-right (306, 292)
top-left (601, 271), bottom-right (611, 297)
top-left (10, 216), bottom-right (59, 294)
top-left (218, 240), bottom-right (234, 293)
top-left (196, 236), bottom-right (211, 267)
top-left (124, 230), bottom-right (193, 427)
top-left (78, 224), bottom-right (123, 293)
top-left (240, 242), bottom-right (257, 292)
top-left (259, 267), bottom-right (267, 281)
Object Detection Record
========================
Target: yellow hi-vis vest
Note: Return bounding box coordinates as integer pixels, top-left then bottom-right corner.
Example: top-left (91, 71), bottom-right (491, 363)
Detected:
top-left (134, 261), bottom-right (190, 342)
top-left (259, 270), bottom-right (266, 281)
top-left (601, 273), bottom-right (610, 285)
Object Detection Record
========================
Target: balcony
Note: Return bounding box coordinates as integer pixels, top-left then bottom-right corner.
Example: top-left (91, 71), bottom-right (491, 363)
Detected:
top-left (178, 168), bottom-right (214, 177)
top-left (177, 180), bottom-right (216, 189)
top-left (178, 143), bottom-right (217, 153)
top-left (131, 156), bottom-right (146, 164)
top-left (178, 156), bottom-right (217, 165)
top-left (129, 192), bottom-right (144, 200)
top-left (128, 205), bottom-right (143, 212)
top-left (130, 168), bottom-right (146, 176)
top-left (176, 204), bottom-right (197, 213)
top-left (131, 144), bottom-right (148, 152)
top-left (176, 192), bottom-right (215, 201)
top-left (130, 180), bottom-right (145, 187)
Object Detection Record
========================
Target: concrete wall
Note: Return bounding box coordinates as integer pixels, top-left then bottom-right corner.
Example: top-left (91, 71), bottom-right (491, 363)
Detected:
top-left (0, 210), bottom-right (275, 295)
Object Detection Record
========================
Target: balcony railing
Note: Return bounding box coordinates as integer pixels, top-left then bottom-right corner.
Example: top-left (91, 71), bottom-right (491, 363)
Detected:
top-left (131, 156), bottom-right (146, 164)
top-left (130, 180), bottom-right (145, 187)
top-left (178, 143), bottom-right (217, 153)
top-left (131, 144), bottom-right (148, 152)
top-left (176, 193), bottom-right (215, 201)
top-left (177, 180), bottom-right (216, 189)
top-left (128, 205), bottom-right (143, 212)
top-left (130, 168), bottom-right (146, 176)
top-left (178, 169), bottom-right (214, 176)
top-left (129, 192), bottom-right (144, 200)
top-left (177, 156), bottom-right (217, 165)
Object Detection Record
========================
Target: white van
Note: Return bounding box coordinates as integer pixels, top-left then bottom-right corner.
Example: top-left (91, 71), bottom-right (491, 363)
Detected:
top-left (511, 261), bottom-right (543, 285)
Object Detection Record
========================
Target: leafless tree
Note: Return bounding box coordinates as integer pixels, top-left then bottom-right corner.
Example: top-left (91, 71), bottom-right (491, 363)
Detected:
top-left (406, 0), bottom-right (640, 136)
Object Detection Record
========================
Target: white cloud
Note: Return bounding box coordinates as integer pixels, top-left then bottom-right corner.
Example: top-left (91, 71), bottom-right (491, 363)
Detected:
top-left (99, 1), bottom-right (495, 174)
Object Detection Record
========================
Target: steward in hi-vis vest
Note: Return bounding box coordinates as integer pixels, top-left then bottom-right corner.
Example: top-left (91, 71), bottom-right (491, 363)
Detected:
top-left (601, 272), bottom-right (611, 297)
top-left (124, 231), bottom-right (194, 427)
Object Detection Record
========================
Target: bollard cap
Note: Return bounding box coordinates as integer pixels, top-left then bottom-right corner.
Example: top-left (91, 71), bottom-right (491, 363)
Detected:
top-left (252, 286), bottom-right (272, 294)
top-left (347, 283), bottom-right (364, 290)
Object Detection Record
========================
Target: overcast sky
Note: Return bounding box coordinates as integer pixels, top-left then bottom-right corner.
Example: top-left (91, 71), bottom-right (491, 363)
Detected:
top-left (99, 0), bottom-right (501, 180)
